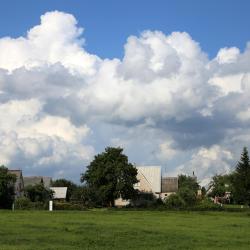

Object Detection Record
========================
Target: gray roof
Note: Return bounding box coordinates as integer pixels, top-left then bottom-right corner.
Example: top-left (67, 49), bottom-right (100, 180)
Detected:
top-left (23, 176), bottom-right (52, 188)
top-left (8, 169), bottom-right (22, 179)
top-left (161, 177), bottom-right (178, 193)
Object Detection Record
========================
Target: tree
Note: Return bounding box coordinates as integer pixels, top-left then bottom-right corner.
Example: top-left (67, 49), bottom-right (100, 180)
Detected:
top-left (25, 183), bottom-right (53, 202)
top-left (178, 174), bottom-right (199, 193)
top-left (176, 174), bottom-right (200, 206)
top-left (81, 147), bottom-right (138, 207)
top-left (208, 174), bottom-right (232, 198)
top-left (0, 166), bottom-right (16, 209)
top-left (231, 147), bottom-right (250, 205)
top-left (178, 187), bottom-right (197, 206)
top-left (52, 179), bottom-right (78, 201)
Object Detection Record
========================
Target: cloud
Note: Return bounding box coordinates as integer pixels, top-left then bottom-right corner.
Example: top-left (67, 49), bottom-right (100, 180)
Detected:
top-left (171, 145), bottom-right (234, 186)
top-left (0, 11), bottom-right (249, 183)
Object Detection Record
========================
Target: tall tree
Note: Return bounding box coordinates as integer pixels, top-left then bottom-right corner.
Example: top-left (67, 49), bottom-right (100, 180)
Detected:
top-left (0, 166), bottom-right (16, 209)
top-left (178, 174), bottom-right (199, 193)
top-left (81, 147), bottom-right (138, 207)
top-left (231, 147), bottom-right (250, 205)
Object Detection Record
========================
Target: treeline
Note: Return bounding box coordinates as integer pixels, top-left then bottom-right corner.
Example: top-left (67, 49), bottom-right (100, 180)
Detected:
top-left (0, 146), bottom-right (250, 210)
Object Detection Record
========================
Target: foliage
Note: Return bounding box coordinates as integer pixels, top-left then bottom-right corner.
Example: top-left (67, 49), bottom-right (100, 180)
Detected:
top-left (175, 174), bottom-right (200, 207)
top-left (14, 197), bottom-right (45, 210)
top-left (25, 183), bottom-right (53, 203)
top-left (81, 147), bottom-right (138, 207)
top-left (178, 187), bottom-right (197, 206)
top-left (52, 178), bottom-right (78, 201)
top-left (130, 192), bottom-right (160, 208)
top-left (231, 147), bottom-right (250, 205)
top-left (178, 174), bottom-right (199, 192)
top-left (194, 198), bottom-right (223, 211)
top-left (0, 165), bottom-right (16, 209)
top-left (164, 193), bottom-right (185, 209)
top-left (53, 202), bottom-right (86, 211)
top-left (208, 174), bottom-right (233, 198)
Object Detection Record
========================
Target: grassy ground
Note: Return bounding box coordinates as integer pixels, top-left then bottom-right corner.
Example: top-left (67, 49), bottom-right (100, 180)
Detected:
top-left (0, 210), bottom-right (250, 250)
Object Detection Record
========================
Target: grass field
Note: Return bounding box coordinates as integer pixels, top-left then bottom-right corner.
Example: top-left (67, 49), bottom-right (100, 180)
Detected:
top-left (0, 210), bottom-right (250, 250)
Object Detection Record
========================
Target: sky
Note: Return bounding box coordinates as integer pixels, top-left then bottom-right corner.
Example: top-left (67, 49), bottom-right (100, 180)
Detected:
top-left (0, 0), bottom-right (249, 185)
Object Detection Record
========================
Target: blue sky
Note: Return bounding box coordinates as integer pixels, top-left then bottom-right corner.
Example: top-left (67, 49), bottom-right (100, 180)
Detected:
top-left (1, 0), bottom-right (249, 59)
top-left (0, 1), bottom-right (250, 184)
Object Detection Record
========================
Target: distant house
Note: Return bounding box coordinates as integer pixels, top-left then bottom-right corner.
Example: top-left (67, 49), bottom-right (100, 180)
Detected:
top-left (23, 176), bottom-right (52, 188)
top-left (115, 166), bottom-right (178, 206)
top-left (50, 187), bottom-right (67, 201)
top-left (135, 166), bottom-right (162, 197)
top-left (8, 169), bottom-right (24, 198)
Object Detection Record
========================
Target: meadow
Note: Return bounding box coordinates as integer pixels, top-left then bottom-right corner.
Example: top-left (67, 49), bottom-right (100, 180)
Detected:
top-left (0, 210), bottom-right (250, 250)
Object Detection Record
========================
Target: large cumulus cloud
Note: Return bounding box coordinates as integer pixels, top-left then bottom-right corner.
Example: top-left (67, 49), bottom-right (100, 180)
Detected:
top-left (0, 11), bottom-right (250, 183)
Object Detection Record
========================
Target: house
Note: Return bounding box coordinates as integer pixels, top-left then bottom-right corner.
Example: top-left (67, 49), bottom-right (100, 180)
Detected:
top-left (50, 187), bottom-right (67, 201)
top-left (23, 176), bottom-right (52, 188)
top-left (8, 169), bottom-right (24, 198)
top-left (115, 166), bottom-right (178, 206)
top-left (135, 166), bottom-right (161, 197)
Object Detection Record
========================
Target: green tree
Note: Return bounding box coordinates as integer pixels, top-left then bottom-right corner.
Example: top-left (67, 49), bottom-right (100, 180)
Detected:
top-left (25, 183), bottom-right (53, 202)
top-left (208, 174), bottom-right (232, 198)
top-left (176, 174), bottom-right (200, 206)
top-left (178, 174), bottom-right (199, 193)
top-left (81, 147), bottom-right (138, 207)
top-left (52, 179), bottom-right (78, 201)
top-left (231, 147), bottom-right (250, 205)
top-left (178, 187), bottom-right (197, 206)
top-left (0, 166), bottom-right (16, 209)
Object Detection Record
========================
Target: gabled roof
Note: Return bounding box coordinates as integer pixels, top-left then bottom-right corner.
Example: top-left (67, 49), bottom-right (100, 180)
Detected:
top-left (50, 187), bottom-right (67, 199)
top-left (23, 176), bottom-right (52, 188)
top-left (137, 166), bottom-right (161, 193)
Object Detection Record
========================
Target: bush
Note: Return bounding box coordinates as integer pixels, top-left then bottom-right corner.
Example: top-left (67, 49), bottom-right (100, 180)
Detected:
top-left (178, 187), bottom-right (197, 206)
top-left (164, 194), bottom-right (186, 209)
top-left (193, 198), bottom-right (223, 211)
top-left (53, 202), bottom-right (86, 211)
top-left (15, 197), bottom-right (46, 210)
top-left (130, 192), bottom-right (159, 208)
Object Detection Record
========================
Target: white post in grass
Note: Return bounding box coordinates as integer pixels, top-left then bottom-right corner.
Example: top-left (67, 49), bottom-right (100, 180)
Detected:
top-left (49, 200), bottom-right (53, 211)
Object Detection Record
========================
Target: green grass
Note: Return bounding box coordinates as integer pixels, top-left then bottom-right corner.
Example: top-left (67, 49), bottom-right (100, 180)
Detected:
top-left (0, 210), bottom-right (250, 250)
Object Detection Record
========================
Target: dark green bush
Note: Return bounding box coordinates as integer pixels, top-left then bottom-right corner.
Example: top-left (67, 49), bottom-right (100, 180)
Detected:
top-left (130, 192), bottom-right (159, 208)
top-left (164, 194), bottom-right (186, 209)
top-left (178, 187), bottom-right (197, 206)
top-left (15, 197), bottom-right (46, 210)
top-left (53, 202), bottom-right (86, 210)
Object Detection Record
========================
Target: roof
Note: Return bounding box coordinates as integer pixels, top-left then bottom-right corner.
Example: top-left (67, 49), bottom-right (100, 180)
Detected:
top-left (23, 176), bottom-right (52, 188)
top-left (50, 187), bottom-right (68, 199)
top-left (137, 166), bottom-right (161, 193)
top-left (8, 169), bottom-right (22, 179)
top-left (161, 177), bottom-right (178, 193)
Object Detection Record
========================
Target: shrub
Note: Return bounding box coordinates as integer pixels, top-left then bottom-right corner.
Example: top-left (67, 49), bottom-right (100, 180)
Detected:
top-left (194, 198), bottom-right (223, 211)
top-left (15, 197), bottom-right (46, 210)
top-left (53, 202), bottom-right (86, 211)
top-left (178, 187), bottom-right (197, 206)
top-left (130, 192), bottom-right (159, 208)
top-left (164, 194), bottom-right (186, 209)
